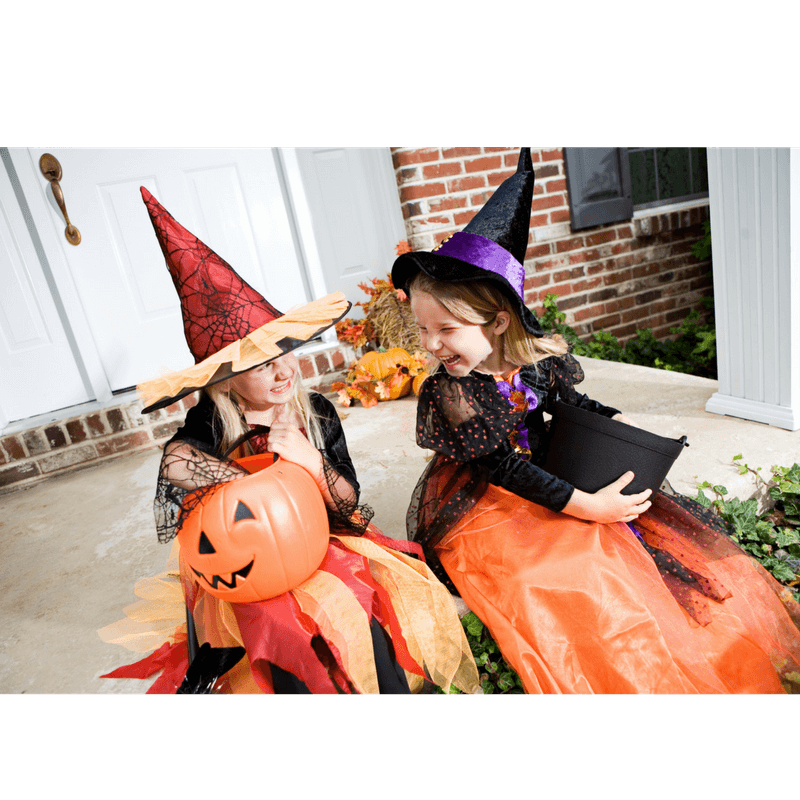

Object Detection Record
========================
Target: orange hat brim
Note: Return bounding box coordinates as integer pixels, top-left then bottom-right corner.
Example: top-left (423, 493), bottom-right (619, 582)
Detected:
top-left (137, 292), bottom-right (351, 412)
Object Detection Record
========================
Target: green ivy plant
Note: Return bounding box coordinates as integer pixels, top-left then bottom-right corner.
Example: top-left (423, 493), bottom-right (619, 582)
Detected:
top-left (696, 457), bottom-right (800, 601)
top-left (431, 611), bottom-right (524, 694)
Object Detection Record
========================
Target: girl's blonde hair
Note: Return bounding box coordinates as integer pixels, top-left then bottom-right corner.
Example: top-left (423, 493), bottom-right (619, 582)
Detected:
top-left (408, 272), bottom-right (568, 367)
top-left (206, 367), bottom-right (324, 458)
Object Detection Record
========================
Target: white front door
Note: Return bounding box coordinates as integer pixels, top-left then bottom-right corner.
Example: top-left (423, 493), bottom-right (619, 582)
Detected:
top-left (0, 160), bottom-right (91, 424)
top-left (2, 147), bottom-right (405, 426)
top-left (9, 148), bottom-right (307, 397)
top-left (291, 148), bottom-right (406, 311)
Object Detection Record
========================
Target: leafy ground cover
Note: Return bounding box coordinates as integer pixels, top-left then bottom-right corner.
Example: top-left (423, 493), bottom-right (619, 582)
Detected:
top-left (696, 457), bottom-right (800, 601)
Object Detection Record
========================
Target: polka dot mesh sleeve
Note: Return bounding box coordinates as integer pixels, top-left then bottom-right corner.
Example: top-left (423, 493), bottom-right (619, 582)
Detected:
top-left (406, 363), bottom-right (592, 593)
top-left (414, 365), bottom-right (580, 514)
top-left (416, 370), bottom-right (525, 461)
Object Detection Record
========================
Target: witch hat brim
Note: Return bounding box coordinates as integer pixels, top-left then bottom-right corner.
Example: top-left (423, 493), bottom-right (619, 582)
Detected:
top-left (392, 148), bottom-right (543, 336)
top-left (137, 291), bottom-right (351, 412)
top-left (136, 187), bottom-right (350, 412)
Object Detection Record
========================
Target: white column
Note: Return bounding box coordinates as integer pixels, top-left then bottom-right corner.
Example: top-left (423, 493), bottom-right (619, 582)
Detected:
top-left (705, 148), bottom-right (800, 431)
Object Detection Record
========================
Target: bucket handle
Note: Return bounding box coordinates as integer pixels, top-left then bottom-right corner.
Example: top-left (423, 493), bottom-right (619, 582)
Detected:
top-left (222, 424), bottom-right (277, 460)
top-left (553, 391), bottom-right (689, 450)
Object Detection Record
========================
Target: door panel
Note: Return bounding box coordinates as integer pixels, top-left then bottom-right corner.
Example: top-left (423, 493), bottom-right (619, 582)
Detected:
top-left (3, 147), bottom-right (406, 425)
top-left (0, 165), bottom-right (90, 422)
top-left (14, 148), bottom-right (306, 394)
top-left (294, 148), bottom-right (406, 313)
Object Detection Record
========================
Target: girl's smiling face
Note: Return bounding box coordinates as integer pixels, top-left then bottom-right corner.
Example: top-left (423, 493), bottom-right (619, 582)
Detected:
top-left (411, 290), bottom-right (509, 376)
top-left (227, 352), bottom-right (298, 410)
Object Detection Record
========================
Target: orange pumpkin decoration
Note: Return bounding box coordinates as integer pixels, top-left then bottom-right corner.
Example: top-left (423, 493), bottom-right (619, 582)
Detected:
top-left (412, 371), bottom-right (427, 395)
top-left (355, 348), bottom-right (413, 402)
top-left (178, 453), bottom-right (330, 603)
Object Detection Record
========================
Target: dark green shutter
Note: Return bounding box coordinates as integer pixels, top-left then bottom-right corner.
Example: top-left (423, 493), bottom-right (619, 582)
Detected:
top-left (564, 148), bottom-right (633, 231)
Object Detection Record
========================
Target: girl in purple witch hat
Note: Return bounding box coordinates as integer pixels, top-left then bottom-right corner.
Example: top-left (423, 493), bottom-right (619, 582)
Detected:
top-left (393, 148), bottom-right (800, 694)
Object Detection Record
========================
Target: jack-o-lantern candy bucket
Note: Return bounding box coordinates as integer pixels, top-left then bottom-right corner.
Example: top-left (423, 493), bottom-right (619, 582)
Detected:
top-left (178, 452), bottom-right (330, 603)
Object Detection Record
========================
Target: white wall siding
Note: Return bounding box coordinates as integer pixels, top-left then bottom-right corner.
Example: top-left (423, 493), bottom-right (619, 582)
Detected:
top-left (706, 147), bottom-right (800, 430)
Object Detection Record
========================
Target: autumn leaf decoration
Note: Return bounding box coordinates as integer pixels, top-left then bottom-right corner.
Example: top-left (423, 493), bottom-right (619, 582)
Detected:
top-left (333, 348), bottom-right (430, 409)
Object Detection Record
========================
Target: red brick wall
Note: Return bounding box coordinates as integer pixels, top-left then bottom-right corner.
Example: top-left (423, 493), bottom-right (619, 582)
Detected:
top-left (391, 147), bottom-right (712, 342)
top-left (0, 344), bottom-right (353, 494)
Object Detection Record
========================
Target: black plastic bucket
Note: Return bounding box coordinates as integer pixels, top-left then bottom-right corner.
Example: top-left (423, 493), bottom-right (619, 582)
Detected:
top-left (544, 401), bottom-right (688, 495)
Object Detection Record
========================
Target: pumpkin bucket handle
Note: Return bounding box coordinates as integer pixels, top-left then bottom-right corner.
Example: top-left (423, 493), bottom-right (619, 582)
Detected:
top-left (222, 424), bottom-right (278, 461)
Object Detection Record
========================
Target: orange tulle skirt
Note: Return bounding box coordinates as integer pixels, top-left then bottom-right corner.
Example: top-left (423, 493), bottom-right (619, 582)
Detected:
top-left (436, 486), bottom-right (800, 694)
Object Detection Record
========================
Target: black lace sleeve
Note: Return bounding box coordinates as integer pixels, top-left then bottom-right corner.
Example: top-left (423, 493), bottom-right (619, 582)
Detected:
top-left (541, 354), bottom-right (620, 418)
top-left (310, 393), bottom-right (374, 535)
top-left (153, 436), bottom-right (249, 544)
top-left (153, 391), bottom-right (373, 543)
top-left (311, 393), bottom-right (359, 494)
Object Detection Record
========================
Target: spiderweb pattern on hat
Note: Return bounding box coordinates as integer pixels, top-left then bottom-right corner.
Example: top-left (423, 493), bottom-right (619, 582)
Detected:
top-left (142, 188), bottom-right (284, 363)
top-left (137, 187), bottom-right (350, 412)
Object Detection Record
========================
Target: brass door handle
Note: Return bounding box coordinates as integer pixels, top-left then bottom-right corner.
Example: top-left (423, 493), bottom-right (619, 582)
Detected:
top-left (39, 153), bottom-right (81, 245)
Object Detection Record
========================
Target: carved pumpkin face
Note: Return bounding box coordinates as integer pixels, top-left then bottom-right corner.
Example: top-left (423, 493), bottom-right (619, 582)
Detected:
top-left (178, 454), bottom-right (330, 603)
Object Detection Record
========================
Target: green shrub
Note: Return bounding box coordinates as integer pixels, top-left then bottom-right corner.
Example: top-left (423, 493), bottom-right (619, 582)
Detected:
top-left (691, 220), bottom-right (712, 261)
top-left (538, 293), bottom-right (717, 378)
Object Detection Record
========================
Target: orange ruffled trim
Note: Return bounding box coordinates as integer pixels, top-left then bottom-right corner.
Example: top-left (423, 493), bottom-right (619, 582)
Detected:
top-left (137, 292), bottom-right (349, 409)
top-left (99, 530), bottom-right (478, 694)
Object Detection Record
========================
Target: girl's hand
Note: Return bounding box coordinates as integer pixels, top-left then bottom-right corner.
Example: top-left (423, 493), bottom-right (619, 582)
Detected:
top-left (612, 412), bottom-right (637, 427)
top-left (266, 421), bottom-right (323, 479)
top-left (267, 420), bottom-right (358, 514)
top-left (563, 472), bottom-right (652, 524)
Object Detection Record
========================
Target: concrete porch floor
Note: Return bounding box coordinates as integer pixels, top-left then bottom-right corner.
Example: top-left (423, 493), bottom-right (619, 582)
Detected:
top-left (1, 357), bottom-right (798, 694)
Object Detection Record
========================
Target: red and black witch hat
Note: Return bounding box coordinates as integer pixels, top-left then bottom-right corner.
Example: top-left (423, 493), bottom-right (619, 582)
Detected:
top-left (137, 187), bottom-right (350, 413)
top-left (391, 148), bottom-right (543, 336)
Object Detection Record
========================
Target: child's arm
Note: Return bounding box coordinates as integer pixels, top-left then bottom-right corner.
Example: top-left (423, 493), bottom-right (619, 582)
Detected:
top-left (159, 394), bottom-right (248, 489)
top-left (161, 440), bottom-right (248, 490)
top-left (478, 446), bottom-right (651, 524)
top-left (266, 420), bottom-right (357, 512)
top-left (267, 395), bottom-right (361, 515)
top-left (420, 370), bottom-right (650, 525)
top-left (545, 354), bottom-right (634, 424)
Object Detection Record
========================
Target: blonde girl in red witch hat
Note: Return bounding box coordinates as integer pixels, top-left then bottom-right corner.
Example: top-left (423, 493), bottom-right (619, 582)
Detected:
top-left (392, 148), bottom-right (800, 694)
top-left (98, 187), bottom-right (478, 695)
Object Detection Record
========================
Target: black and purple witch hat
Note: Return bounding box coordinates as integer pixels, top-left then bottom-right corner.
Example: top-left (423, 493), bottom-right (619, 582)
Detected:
top-left (391, 147), bottom-right (542, 336)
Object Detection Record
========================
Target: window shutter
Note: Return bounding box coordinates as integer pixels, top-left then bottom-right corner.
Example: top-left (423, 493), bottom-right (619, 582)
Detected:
top-left (563, 148), bottom-right (633, 231)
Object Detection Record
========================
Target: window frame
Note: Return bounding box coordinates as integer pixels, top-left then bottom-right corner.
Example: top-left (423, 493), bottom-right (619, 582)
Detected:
top-left (627, 147), bottom-right (709, 211)
top-left (564, 147), bottom-right (709, 232)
